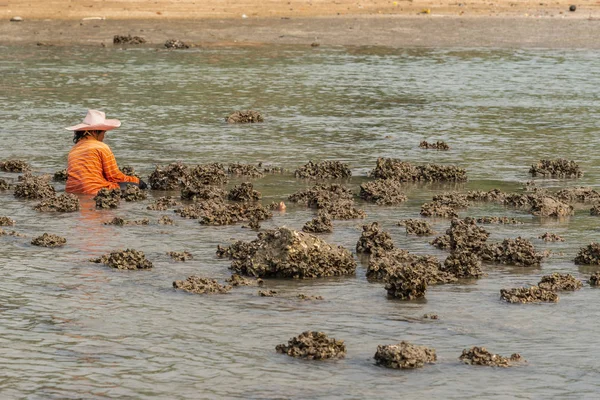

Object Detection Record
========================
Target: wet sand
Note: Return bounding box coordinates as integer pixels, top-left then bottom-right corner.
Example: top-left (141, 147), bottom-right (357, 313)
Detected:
top-left (2, 0), bottom-right (600, 48)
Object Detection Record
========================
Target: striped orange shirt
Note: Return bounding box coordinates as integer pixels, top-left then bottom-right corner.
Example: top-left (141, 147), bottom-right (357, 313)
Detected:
top-left (66, 136), bottom-right (139, 195)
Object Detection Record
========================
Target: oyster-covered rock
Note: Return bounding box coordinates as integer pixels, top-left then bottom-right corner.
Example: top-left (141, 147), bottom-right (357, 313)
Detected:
top-left (226, 110), bottom-right (263, 124)
top-left (227, 182), bottom-right (261, 202)
top-left (164, 39), bottom-right (190, 49)
top-left (181, 184), bottom-right (225, 202)
top-left (190, 163), bottom-right (228, 186)
top-left (442, 250), bottom-right (483, 279)
top-left (158, 215), bottom-right (174, 225)
top-left (302, 211), bottom-right (333, 233)
top-left (500, 286), bottom-right (558, 303)
top-left (31, 233), bottom-right (66, 247)
top-left (420, 202), bottom-right (458, 218)
top-left (176, 199), bottom-right (272, 226)
top-left (276, 331), bottom-right (346, 360)
top-left (477, 216), bottom-right (522, 225)
top-left (103, 217), bottom-right (149, 226)
top-left (538, 273), bottom-right (582, 291)
top-left (432, 192), bottom-right (470, 209)
top-left (466, 189), bottom-right (507, 203)
top-left (120, 184), bottom-right (147, 202)
top-left (359, 179), bottom-right (407, 205)
top-left (459, 347), bottom-right (523, 367)
top-left (529, 158), bottom-right (582, 178)
top-left (226, 274), bottom-right (263, 286)
top-left (574, 243), bottom-right (600, 265)
top-left (147, 196), bottom-right (180, 211)
top-left (173, 276), bottom-right (231, 294)
top-left (94, 188), bottom-right (121, 209)
top-left (33, 193), bottom-right (80, 212)
top-left (91, 249), bottom-right (153, 270)
top-left (0, 159), bottom-right (30, 172)
top-left (148, 162), bottom-right (190, 190)
top-left (556, 187), bottom-right (600, 203)
top-left (538, 232), bottom-right (564, 242)
top-left (258, 289), bottom-right (277, 297)
top-left (297, 293), bottom-right (324, 300)
top-left (480, 237), bottom-right (543, 267)
top-left (356, 222), bottom-right (394, 254)
top-left (367, 249), bottom-right (442, 281)
top-left (227, 163), bottom-right (265, 178)
top-left (431, 218), bottom-right (489, 252)
top-left (14, 174), bottom-right (55, 199)
top-left (419, 140), bottom-right (449, 150)
top-left (382, 256), bottom-right (456, 299)
top-left (589, 272), bottom-right (600, 286)
top-left (225, 227), bottom-right (356, 279)
top-left (591, 205), bottom-right (600, 216)
top-left (370, 157), bottom-right (467, 182)
top-left (288, 183), bottom-right (364, 219)
top-left (398, 219), bottom-right (434, 236)
top-left (167, 251), bottom-right (193, 261)
top-left (294, 160), bottom-right (352, 180)
top-left (0, 178), bottom-right (9, 190)
top-left (113, 34), bottom-right (146, 44)
top-left (374, 341), bottom-right (437, 369)
top-left (0, 216), bottom-right (15, 226)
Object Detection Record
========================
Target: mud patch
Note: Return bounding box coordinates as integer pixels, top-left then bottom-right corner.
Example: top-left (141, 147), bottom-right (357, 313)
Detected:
top-left (574, 243), bottom-right (600, 265)
top-left (302, 211), bottom-right (333, 233)
top-left (419, 140), bottom-right (449, 150)
top-left (167, 251), bottom-right (193, 261)
top-left (31, 233), bottom-right (66, 247)
top-left (480, 237), bottom-right (543, 267)
top-left (374, 341), bottom-right (437, 369)
top-left (442, 250), bottom-right (483, 279)
top-left (460, 347), bottom-right (523, 367)
top-left (294, 161), bottom-right (352, 179)
top-left (356, 222), bottom-right (394, 254)
top-left (94, 188), bottom-right (121, 209)
top-left (91, 249), bottom-right (153, 270)
top-left (359, 179), bottom-right (407, 205)
top-left (173, 276), bottom-right (231, 294)
top-left (0, 159), bottom-right (30, 172)
top-left (147, 196), bottom-right (180, 211)
top-left (227, 182), bottom-right (261, 202)
top-left (14, 174), bottom-right (55, 199)
top-left (113, 34), bottom-right (146, 44)
top-left (538, 232), bottom-right (564, 242)
top-left (226, 110), bottom-right (263, 123)
top-left (33, 193), bottom-right (80, 212)
top-left (538, 273), bottom-right (582, 291)
top-left (276, 331), bottom-right (346, 360)
top-left (398, 219), bottom-right (434, 235)
top-left (500, 286), bottom-right (558, 303)
top-left (0, 216), bottom-right (15, 226)
top-left (529, 158), bottom-right (582, 178)
top-left (224, 227), bottom-right (356, 279)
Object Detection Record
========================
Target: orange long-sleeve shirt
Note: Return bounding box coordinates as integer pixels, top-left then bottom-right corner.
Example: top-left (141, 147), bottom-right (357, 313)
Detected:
top-left (66, 136), bottom-right (139, 195)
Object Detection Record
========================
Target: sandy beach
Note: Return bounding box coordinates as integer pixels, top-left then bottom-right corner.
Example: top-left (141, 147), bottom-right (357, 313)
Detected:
top-left (2, 0), bottom-right (600, 48)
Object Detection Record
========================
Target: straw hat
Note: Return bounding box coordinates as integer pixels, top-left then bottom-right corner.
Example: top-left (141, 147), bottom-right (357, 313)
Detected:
top-left (65, 109), bottom-right (121, 131)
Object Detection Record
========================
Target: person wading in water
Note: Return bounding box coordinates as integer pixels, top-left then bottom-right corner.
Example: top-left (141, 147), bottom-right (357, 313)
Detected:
top-left (65, 109), bottom-right (147, 195)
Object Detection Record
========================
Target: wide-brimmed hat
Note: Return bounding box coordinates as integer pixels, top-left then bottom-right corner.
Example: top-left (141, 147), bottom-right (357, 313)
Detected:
top-left (65, 109), bottom-right (121, 132)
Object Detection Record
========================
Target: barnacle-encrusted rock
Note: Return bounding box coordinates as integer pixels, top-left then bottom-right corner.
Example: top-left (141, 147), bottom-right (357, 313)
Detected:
top-left (227, 163), bottom-right (265, 178)
top-left (0, 159), bottom-right (30, 172)
top-left (359, 179), bottom-right (407, 205)
top-left (589, 272), bottom-right (600, 286)
top-left (529, 196), bottom-right (573, 217)
top-left (419, 140), bottom-right (449, 150)
top-left (113, 34), bottom-right (146, 44)
top-left (431, 218), bottom-right (489, 252)
top-left (538, 232), bottom-right (564, 242)
top-left (225, 227), bottom-right (356, 279)
top-left (227, 182), bottom-right (261, 202)
top-left (302, 212), bottom-right (333, 233)
top-left (164, 39), bottom-right (189, 49)
top-left (173, 276), bottom-right (231, 294)
top-left (432, 192), bottom-right (470, 209)
top-left (538, 273), bottom-right (582, 291)
top-left (356, 222), bottom-right (394, 254)
top-left (176, 199), bottom-right (272, 226)
top-left (226, 274), bottom-right (263, 286)
top-left (14, 175), bottom-right (55, 199)
top-left (382, 256), bottom-right (456, 299)
top-left (104, 217), bottom-right (149, 226)
top-left (500, 286), bottom-right (558, 303)
top-left (148, 162), bottom-right (189, 190)
top-left (258, 289), bottom-right (277, 297)
top-left (442, 250), bottom-right (483, 278)
top-left (465, 189), bottom-right (507, 203)
top-left (288, 184), bottom-right (364, 219)
top-left (190, 163), bottom-right (228, 185)
top-left (477, 216), bottom-right (522, 225)
top-left (53, 169), bottom-right (68, 182)
top-left (370, 158), bottom-right (467, 182)
top-left (121, 184), bottom-right (147, 202)
top-left (374, 341), bottom-right (437, 369)
top-left (33, 193), bottom-right (80, 212)
top-left (297, 293), bottom-right (324, 300)
top-left (0, 178), bottom-right (8, 190)
top-left (367, 249), bottom-right (445, 282)
top-left (31, 233), bottom-right (66, 247)
top-left (556, 187), bottom-right (600, 203)
top-left (420, 202), bottom-right (458, 218)
top-left (574, 243), bottom-right (600, 265)
top-left (276, 331), bottom-right (346, 360)
top-left (398, 219), bottom-right (434, 236)
top-left (325, 200), bottom-right (366, 220)
top-left (181, 184), bottom-right (225, 202)
top-left (91, 249), bottom-right (153, 270)
top-left (0, 216), bottom-right (15, 226)
top-left (480, 237), bottom-right (543, 267)
top-left (147, 196), bottom-right (180, 211)
top-left (226, 110), bottom-right (263, 124)
top-left (459, 347), bottom-right (523, 367)
top-left (294, 161), bottom-right (352, 180)
top-left (158, 215), bottom-right (174, 225)
top-left (94, 188), bottom-right (121, 209)
top-left (167, 251), bottom-right (193, 261)
top-left (529, 158), bottom-right (582, 178)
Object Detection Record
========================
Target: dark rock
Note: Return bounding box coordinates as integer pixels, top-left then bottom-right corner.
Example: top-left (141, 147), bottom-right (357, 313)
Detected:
top-left (374, 341), bottom-right (437, 369)
top-left (31, 233), bottom-right (66, 247)
top-left (276, 331), bottom-right (346, 360)
top-left (226, 110), bottom-right (263, 123)
top-left (113, 34), bottom-right (146, 44)
top-left (91, 249), bottom-right (152, 270)
top-left (53, 169), bottom-right (68, 182)
top-left (419, 140), bottom-right (449, 150)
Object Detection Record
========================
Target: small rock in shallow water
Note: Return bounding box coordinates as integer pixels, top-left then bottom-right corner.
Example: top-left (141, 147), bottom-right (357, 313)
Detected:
top-left (538, 273), bottom-right (582, 291)
top-left (226, 110), bottom-right (263, 124)
top-left (500, 286), bottom-right (558, 303)
top-left (167, 251), bottom-right (193, 261)
top-left (258, 289), bottom-right (277, 297)
top-left (374, 341), bottom-right (437, 369)
top-left (459, 346), bottom-right (524, 367)
top-left (173, 276), bottom-right (231, 294)
top-left (31, 233), bottom-right (66, 247)
top-left (91, 249), bottom-right (152, 270)
top-left (276, 331), bottom-right (346, 360)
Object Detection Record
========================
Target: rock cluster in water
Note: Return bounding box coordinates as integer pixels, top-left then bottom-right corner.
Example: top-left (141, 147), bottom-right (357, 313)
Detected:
top-left (294, 161), bottom-right (352, 179)
top-left (121, 185), bottom-right (147, 202)
top-left (480, 237), bottom-right (543, 267)
top-left (500, 286), bottom-right (558, 303)
top-left (14, 174), bottom-right (55, 199)
top-left (165, 39), bottom-right (189, 49)
top-left (374, 341), bottom-right (437, 369)
top-left (226, 110), bottom-right (263, 123)
top-left (538, 273), bottom-right (582, 291)
top-left (148, 162), bottom-right (228, 190)
top-left (53, 169), bottom-right (68, 181)
top-left (176, 200), bottom-right (272, 226)
top-left (0, 159), bottom-right (30, 172)
top-left (226, 274), bottom-right (263, 286)
top-left (113, 35), bottom-right (146, 44)
top-left (302, 211), bottom-right (333, 233)
top-left (104, 217), bottom-right (149, 226)
top-left (276, 331), bottom-right (346, 360)
top-left (370, 157), bottom-right (467, 182)
top-left (529, 158), bottom-right (582, 178)
top-left (147, 196), bottom-right (180, 211)
top-left (574, 243), bottom-right (600, 265)
top-left (91, 249), bottom-right (153, 270)
top-left (227, 182), bottom-right (261, 202)
top-left (442, 250), bottom-right (483, 279)
top-left (555, 187), bottom-right (600, 203)
top-left (288, 183), bottom-right (365, 219)
top-left (218, 227), bottom-right (356, 279)
top-left (227, 163), bottom-right (265, 178)
top-left (420, 202), bottom-right (458, 218)
top-left (33, 193), bottom-right (80, 212)
top-left (359, 179), bottom-right (407, 205)
top-left (356, 222), bottom-right (395, 254)
top-left (168, 251), bottom-right (193, 261)
top-left (0, 216), bottom-right (15, 226)
top-left (31, 233), bottom-right (66, 247)
top-left (459, 347), bottom-right (523, 367)
top-left (173, 276), bottom-right (231, 294)
top-left (431, 218), bottom-right (490, 253)
top-left (419, 140), bottom-right (449, 150)
top-left (538, 232), bottom-right (565, 242)
top-left (258, 289), bottom-right (277, 297)
top-left (0, 178), bottom-right (9, 190)
top-left (398, 219), bottom-right (435, 235)
top-left (476, 216), bottom-right (522, 225)
top-left (94, 188), bottom-right (121, 209)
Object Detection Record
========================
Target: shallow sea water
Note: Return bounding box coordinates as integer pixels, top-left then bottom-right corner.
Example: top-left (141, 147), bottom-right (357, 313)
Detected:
top-left (1, 44), bottom-right (600, 399)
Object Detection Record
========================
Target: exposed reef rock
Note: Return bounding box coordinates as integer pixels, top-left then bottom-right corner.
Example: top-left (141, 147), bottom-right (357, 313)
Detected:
top-left (167, 251), bottom-right (193, 261)
top-left (398, 219), bottom-right (435, 236)
top-left (529, 158), bottom-right (582, 178)
top-left (500, 286), bottom-right (558, 303)
top-left (374, 341), bottom-right (437, 369)
top-left (359, 179), bottom-right (407, 205)
top-left (226, 110), bottom-right (263, 124)
top-left (356, 222), bottom-right (394, 254)
top-left (113, 34), bottom-right (146, 44)
top-left (91, 249), bottom-right (153, 270)
top-left (538, 232), bottom-right (565, 242)
top-left (173, 276), bottom-right (232, 294)
top-left (227, 163), bottom-right (265, 178)
top-left (420, 202), bottom-right (458, 218)
top-left (147, 196), bottom-right (180, 211)
top-left (276, 331), bottom-right (346, 360)
top-left (294, 161), bottom-right (352, 180)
